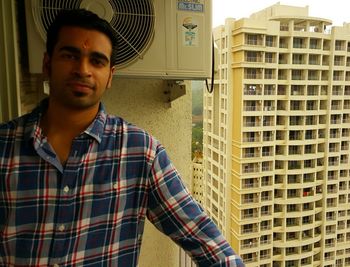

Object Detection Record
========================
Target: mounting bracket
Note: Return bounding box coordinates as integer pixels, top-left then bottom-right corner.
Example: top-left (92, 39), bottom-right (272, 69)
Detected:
top-left (164, 80), bottom-right (186, 106)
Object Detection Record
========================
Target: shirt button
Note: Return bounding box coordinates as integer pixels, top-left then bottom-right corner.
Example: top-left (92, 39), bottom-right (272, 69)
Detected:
top-left (63, 186), bottom-right (69, 193)
top-left (113, 183), bottom-right (118, 189)
top-left (58, 224), bottom-right (65, 232)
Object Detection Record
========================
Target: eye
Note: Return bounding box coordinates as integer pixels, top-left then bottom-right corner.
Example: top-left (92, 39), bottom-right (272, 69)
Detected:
top-left (91, 57), bottom-right (107, 67)
top-left (61, 53), bottom-right (78, 60)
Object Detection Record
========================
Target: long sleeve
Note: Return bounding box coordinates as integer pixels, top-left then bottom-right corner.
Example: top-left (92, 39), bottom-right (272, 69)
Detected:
top-left (146, 145), bottom-right (245, 267)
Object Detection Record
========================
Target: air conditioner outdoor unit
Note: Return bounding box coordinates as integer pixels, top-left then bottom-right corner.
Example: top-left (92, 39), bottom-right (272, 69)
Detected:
top-left (25, 0), bottom-right (212, 80)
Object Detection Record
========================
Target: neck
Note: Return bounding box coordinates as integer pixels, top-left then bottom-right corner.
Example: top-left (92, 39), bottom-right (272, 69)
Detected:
top-left (41, 99), bottom-right (100, 137)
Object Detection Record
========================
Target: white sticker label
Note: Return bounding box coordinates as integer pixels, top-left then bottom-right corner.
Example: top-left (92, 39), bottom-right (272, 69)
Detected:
top-left (182, 17), bottom-right (198, 47)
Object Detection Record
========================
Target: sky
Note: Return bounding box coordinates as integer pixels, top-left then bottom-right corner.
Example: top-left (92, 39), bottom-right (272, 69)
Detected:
top-left (213, 0), bottom-right (350, 27)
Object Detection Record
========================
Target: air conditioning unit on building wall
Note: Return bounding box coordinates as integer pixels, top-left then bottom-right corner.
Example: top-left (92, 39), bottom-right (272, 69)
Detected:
top-left (25, 0), bottom-right (212, 80)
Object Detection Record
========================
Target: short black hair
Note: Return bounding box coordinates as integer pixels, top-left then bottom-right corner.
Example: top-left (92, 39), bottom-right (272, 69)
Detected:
top-left (46, 9), bottom-right (118, 66)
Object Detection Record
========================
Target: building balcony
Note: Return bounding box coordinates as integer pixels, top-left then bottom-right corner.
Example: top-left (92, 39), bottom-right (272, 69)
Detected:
top-left (334, 60), bottom-right (344, 66)
top-left (292, 75), bottom-right (304, 80)
top-left (264, 74), bottom-right (275, 79)
top-left (325, 242), bottom-right (336, 248)
top-left (246, 40), bottom-right (263, 46)
top-left (241, 241), bottom-right (258, 250)
top-left (265, 57), bottom-right (275, 63)
top-left (280, 24), bottom-right (289, 31)
top-left (244, 121), bottom-right (260, 127)
top-left (243, 137), bottom-right (260, 143)
top-left (241, 227), bottom-right (259, 235)
top-left (326, 216), bottom-right (336, 221)
top-left (246, 56), bottom-right (263, 63)
top-left (261, 210), bottom-right (272, 217)
top-left (242, 213), bottom-right (259, 220)
top-left (241, 254), bottom-right (258, 264)
top-left (244, 89), bottom-right (262, 96)
top-left (334, 76), bottom-right (343, 81)
top-left (335, 45), bottom-right (345, 51)
top-left (264, 89), bottom-right (275, 95)
top-left (260, 225), bottom-right (272, 231)
top-left (243, 152), bottom-right (259, 158)
top-left (242, 197), bottom-right (259, 204)
top-left (260, 254), bottom-right (271, 261)
top-left (309, 60), bottom-right (319, 65)
top-left (245, 74), bottom-right (262, 79)
top-left (244, 105), bottom-right (259, 111)
top-left (262, 151), bottom-right (273, 157)
top-left (242, 182), bottom-right (259, 189)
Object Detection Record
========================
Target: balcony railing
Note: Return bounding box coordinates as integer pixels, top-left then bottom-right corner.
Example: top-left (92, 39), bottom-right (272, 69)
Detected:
top-left (246, 40), bottom-right (262, 46)
top-left (261, 196), bottom-right (272, 201)
top-left (260, 225), bottom-right (271, 231)
top-left (243, 167), bottom-right (260, 173)
top-left (242, 213), bottom-right (258, 219)
top-left (243, 182), bottom-right (259, 189)
top-left (244, 89), bottom-right (261, 95)
top-left (245, 74), bottom-right (262, 79)
top-left (264, 89), bottom-right (274, 95)
top-left (243, 137), bottom-right (259, 142)
top-left (243, 197), bottom-right (259, 204)
top-left (246, 57), bottom-right (262, 62)
top-left (264, 74), bottom-right (274, 79)
top-left (242, 228), bottom-right (258, 234)
top-left (244, 105), bottom-right (258, 111)
top-left (280, 25), bottom-right (289, 31)
top-left (325, 242), bottom-right (335, 248)
top-left (241, 242), bottom-right (258, 249)
top-left (335, 45), bottom-right (345, 51)
top-left (244, 121), bottom-right (259, 127)
top-left (292, 75), bottom-right (303, 80)
top-left (263, 136), bottom-right (273, 141)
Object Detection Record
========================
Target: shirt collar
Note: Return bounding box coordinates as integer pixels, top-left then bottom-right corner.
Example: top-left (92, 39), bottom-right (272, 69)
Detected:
top-left (84, 103), bottom-right (106, 143)
top-left (24, 98), bottom-right (107, 144)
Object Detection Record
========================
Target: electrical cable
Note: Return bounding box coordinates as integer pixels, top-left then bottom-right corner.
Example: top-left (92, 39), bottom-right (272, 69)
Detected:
top-left (205, 35), bottom-right (215, 93)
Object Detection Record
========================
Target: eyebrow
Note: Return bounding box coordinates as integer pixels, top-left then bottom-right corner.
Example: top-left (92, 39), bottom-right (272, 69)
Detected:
top-left (59, 46), bottom-right (110, 63)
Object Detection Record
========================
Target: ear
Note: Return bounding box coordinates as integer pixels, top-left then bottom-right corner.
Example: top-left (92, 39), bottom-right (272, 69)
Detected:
top-left (42, 53), bottom-right (51, 76)
top-left (106, 66), bottom-right (116, 89)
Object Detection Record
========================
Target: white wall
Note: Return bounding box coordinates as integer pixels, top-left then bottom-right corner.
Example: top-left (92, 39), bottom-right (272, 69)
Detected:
top-left (102, 78), bottom-right (192, 267)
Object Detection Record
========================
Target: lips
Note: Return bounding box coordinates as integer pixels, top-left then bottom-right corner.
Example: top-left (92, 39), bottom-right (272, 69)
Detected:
top-left (66, 81), bottom-right (94, 94)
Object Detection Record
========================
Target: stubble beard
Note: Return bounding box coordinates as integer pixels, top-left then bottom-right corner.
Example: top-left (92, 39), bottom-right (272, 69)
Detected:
top-left (49, 83), bottom-right (101, 111)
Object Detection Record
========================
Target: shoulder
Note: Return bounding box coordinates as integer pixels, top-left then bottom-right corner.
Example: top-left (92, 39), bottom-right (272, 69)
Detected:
top-left (0, 105), bottom-right (39, 135)
top-left (0, 117), bottom-right (20, 130)
top-left (104, 114), bottom-right (161, 157)
top-left (0, 115), bottom-right (30, 155)
top-left (0, 115), bottom-right (26, 139)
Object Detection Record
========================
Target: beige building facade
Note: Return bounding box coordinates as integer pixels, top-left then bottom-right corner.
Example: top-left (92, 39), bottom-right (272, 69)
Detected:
top-left (204, 3), bottom-right (350, 267)
top-left (192, 154), bottom-right (205, 206)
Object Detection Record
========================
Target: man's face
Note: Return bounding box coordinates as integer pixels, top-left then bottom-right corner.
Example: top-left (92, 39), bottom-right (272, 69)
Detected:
top-left (43, 26), bottom-right (115, 110)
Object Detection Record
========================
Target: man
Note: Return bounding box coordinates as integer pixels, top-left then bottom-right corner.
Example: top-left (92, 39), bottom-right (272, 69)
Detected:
top-left (0, 9), bottom-right (244, 266)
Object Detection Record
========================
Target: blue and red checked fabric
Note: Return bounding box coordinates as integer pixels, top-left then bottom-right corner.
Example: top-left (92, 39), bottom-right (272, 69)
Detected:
top-left (0, 100), bottom-right (244, 266)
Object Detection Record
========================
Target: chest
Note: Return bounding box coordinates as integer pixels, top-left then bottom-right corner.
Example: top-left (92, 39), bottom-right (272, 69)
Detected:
top-left (0, 143), bottom-right (151, 224)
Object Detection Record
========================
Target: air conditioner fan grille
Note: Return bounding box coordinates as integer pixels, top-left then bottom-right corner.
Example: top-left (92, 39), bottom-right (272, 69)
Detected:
top-left (32, 0), bottom-right (155, 68)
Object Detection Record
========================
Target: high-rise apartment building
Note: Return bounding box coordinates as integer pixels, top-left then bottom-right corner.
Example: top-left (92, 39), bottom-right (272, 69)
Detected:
top-left (192, 153), bottom-right (205, 205)
top-left (203, 3), bottom-right (350, 267)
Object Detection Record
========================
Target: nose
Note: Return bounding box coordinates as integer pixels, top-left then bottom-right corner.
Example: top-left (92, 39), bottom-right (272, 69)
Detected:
top-left (74, 57), bottom-right (91, 77)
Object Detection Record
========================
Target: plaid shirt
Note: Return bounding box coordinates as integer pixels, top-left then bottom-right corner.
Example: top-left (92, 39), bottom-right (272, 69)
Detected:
top-left (0, 100), bottom-right (244, 267)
